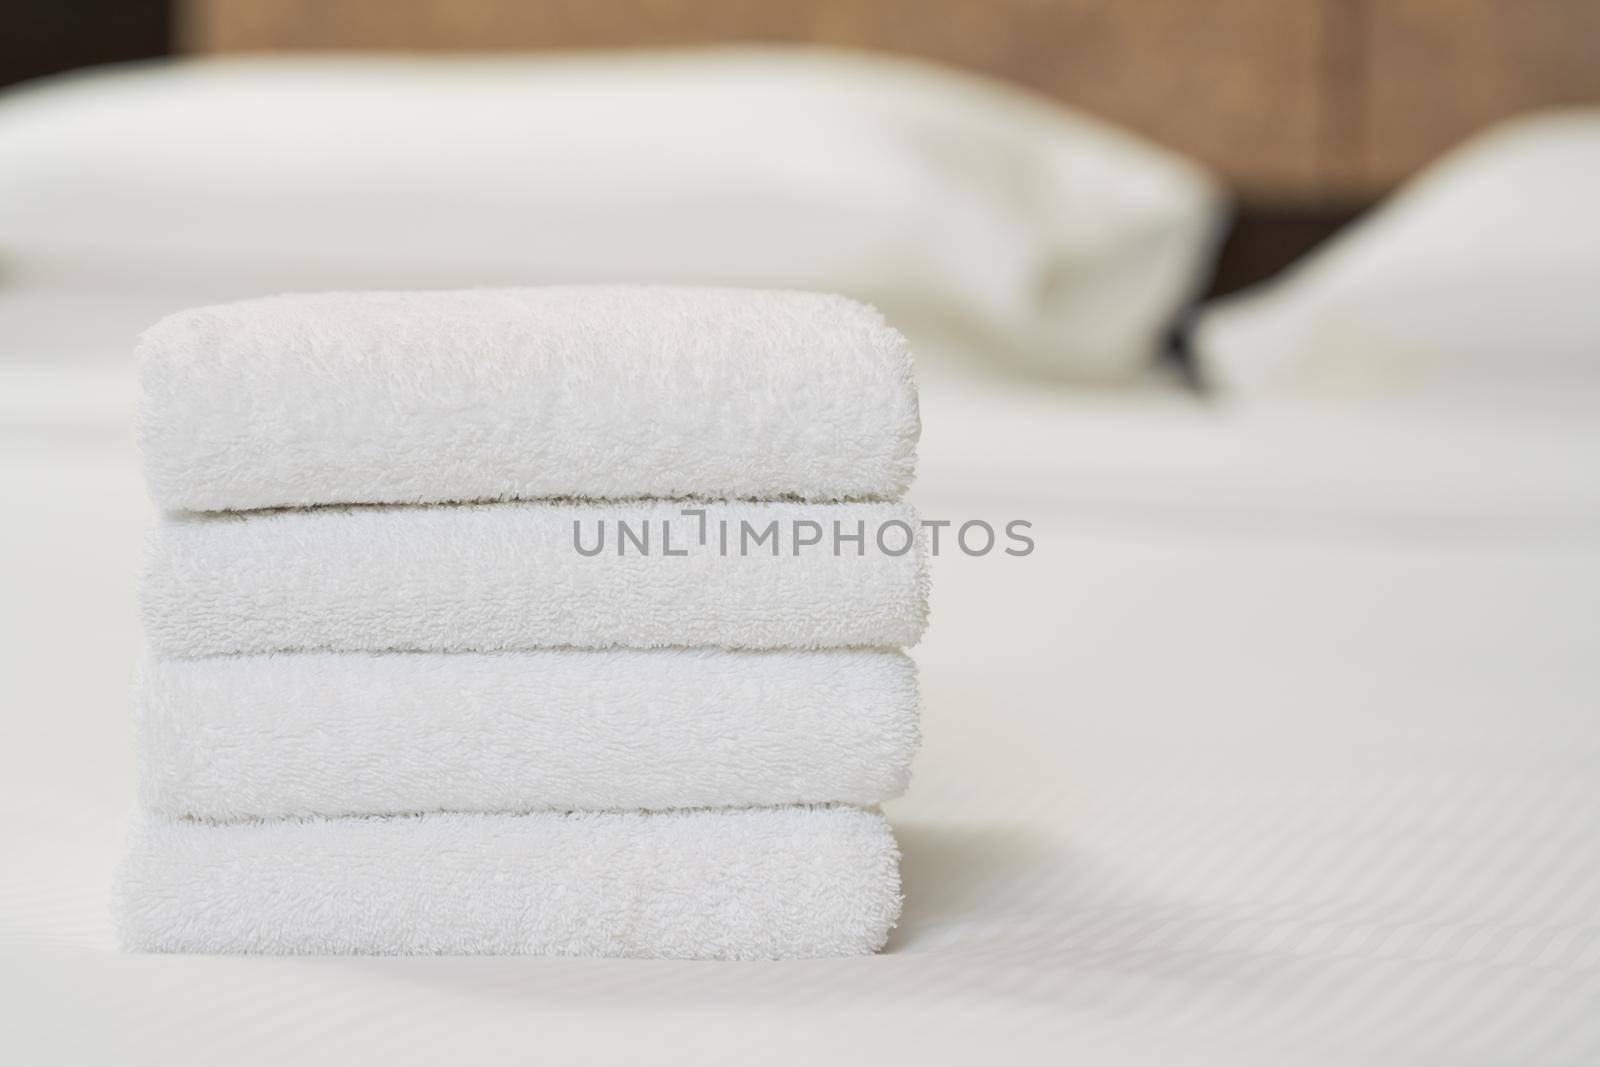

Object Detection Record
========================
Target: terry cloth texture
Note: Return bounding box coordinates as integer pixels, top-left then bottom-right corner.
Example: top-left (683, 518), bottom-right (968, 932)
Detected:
top-left (135, 649), bottom-right (921, 820)
top-left (141, 500), bottom-right (929, 657)
top-left (136, 286), bottom-right (920, 511)
top-left (113, 805), bottom-right (902, 959)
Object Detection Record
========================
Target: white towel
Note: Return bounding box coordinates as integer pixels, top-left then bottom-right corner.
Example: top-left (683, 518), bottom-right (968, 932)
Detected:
top-left (142, 500), bottom-right (928, 657)
top-left (114, 806), bottom-right (901, 958)
top-left (136, 286), bottom-right (919, 511)
top-left (136, 649), bottom-right (920, 820)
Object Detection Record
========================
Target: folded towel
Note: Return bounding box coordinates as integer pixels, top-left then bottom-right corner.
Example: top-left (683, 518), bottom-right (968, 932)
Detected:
top-left (137, 648), bottom-right (920, 820)
top-left (136, 286), bottom-right (919, 512)
top-left (114, 806), bottom-right (900, 958)
top-left (143, 500), bottom-right (928, 657)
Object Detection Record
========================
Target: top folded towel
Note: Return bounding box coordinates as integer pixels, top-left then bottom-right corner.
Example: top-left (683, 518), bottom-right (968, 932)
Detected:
top-left (136, 286), bottom-right (919, 511)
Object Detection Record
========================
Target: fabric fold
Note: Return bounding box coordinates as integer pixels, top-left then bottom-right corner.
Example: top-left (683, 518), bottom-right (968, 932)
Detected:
top-left (114, 806), bottom-right (902, 959)
top-left (136, 286), bottom-right (920, 511)
top-left (142, 500), bottom-right (929, 657)
top-left (136, 649), bottom-right (920, 820)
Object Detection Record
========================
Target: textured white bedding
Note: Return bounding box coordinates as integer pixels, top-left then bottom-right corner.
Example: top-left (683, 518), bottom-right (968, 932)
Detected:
top-left (3, 305), bottom-right (1599, 1063)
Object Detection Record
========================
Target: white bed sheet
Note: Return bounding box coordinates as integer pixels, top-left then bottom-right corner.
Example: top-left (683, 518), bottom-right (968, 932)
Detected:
top-left (3, 292), bottom-right (1598, 1065)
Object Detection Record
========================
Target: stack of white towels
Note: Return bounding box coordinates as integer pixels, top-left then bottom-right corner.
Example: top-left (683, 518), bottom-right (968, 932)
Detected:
top-left (113, 287), bottom-right (929, 959)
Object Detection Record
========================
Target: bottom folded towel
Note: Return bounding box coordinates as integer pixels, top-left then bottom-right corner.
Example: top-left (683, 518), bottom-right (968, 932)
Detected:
top-left (113, 806), bottom-right (901, 959)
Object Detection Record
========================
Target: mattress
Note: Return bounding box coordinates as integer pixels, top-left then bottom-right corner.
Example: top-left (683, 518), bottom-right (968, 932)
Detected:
top-left (3, 288), bottom-right (1598, 1065)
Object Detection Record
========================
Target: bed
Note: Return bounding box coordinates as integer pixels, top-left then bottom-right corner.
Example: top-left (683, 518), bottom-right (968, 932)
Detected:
top-left (3, 54), bottom-right (1599, 1067)
top-left (4, 285), bottom-right (1598, 1064)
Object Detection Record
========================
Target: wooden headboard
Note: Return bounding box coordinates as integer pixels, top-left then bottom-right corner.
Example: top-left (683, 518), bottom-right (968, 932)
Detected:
top-left (180, 0), bottom-right (1600, 202)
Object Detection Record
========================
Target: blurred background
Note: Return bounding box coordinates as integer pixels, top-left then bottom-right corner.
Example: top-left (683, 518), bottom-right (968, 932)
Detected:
top-left (6, 0), bottom-right (1600, 299)
top-left (5, 0), bottom-right (1600, 398)
top-left (5, 4), bottom-right (1600, 1064)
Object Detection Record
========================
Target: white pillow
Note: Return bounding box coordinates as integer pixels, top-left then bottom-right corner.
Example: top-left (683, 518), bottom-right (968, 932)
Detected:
top-left (1195, 111), bottom-right (1600, 409)
top-left (0, 50), bottom-right (1222, 379)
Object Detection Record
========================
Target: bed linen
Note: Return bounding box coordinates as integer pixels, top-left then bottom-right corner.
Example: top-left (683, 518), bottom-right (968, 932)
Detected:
top-left (136, 286), bottom-right (919, 510)
top-left (136, 649), bottom-right (919, 819)
top-left (3, 293), bottom-right (1599, 1064)
top-left (142, 500), bottom-right (929, 656)
top-left (1195, 111), bottom-right (1600, 410)
top-left (115, 806), bottom-right (902, 959)
top-left (0, 53), bottom-right (1223, 380)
